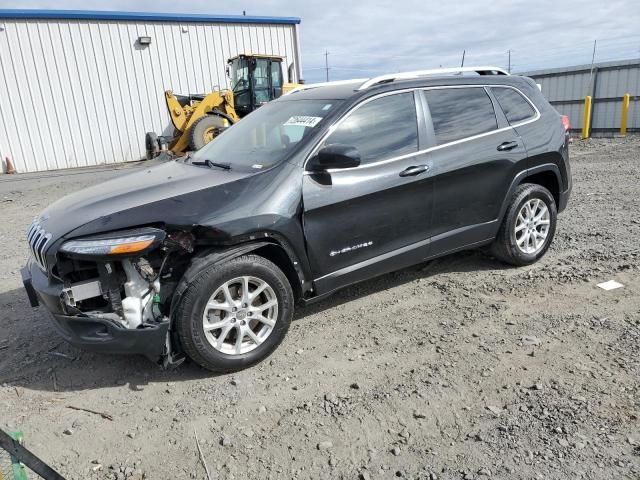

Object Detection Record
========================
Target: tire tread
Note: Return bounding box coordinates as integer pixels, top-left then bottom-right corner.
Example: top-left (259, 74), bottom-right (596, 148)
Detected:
top-left (175, 254), bottom-right (293, 372)
top-left (491, 183), bottom-right (557, 266)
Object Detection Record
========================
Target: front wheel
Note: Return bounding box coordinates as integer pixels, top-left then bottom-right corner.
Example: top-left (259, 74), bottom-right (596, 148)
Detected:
top-left (175, 255), bottom-right (294, 372)
top-left (188, 115), bottom-right (228, 151)
top-left (491, 183), bottom-right (557, 266)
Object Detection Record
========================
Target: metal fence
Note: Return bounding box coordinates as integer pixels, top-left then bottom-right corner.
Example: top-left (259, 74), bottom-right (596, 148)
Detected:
top-left (521, 59), bottom-right (640, 134)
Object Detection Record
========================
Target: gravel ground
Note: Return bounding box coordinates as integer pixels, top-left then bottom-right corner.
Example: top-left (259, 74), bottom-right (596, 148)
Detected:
top-left (0, 138), bottom-right (639, 480)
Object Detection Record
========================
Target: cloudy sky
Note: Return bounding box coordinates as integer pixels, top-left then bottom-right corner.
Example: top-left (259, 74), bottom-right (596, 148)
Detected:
top-left (1, 0), bottom-right (639, 82)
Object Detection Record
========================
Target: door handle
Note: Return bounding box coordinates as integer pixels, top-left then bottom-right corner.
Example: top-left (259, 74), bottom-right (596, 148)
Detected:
top-left (497, 141), bottom-right (519, 151)
top-left (399, 165), bottom-right (430, 177)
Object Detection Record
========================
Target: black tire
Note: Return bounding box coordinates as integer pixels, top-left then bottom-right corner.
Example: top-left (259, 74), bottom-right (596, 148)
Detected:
top-left (188, 115), bottom-right (228, 150)
top-left (175, 255), bottom-right (294, 372)
top-left (491, 183), bottom-right (557, 266)
top-left (145, 131), bottom-right (159, 160)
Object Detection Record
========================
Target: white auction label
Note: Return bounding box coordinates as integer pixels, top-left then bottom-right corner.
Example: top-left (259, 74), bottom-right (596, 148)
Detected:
top-left (284, 116), bottom-right (323, 127)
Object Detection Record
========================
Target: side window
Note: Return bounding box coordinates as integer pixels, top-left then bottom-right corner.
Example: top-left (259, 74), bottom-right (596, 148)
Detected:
top-left (491, 87), bottom-right (536, 124)
top-left (271, 61), bottom-right (283, 99)
top-left (323, 92), bottom-right (418, 165)
top-left (424, 88), bottom-right (497, 145)
top-left (254, 59), bottom-right (270, 105)
top-left (271, 61), bottom-right (283, 88)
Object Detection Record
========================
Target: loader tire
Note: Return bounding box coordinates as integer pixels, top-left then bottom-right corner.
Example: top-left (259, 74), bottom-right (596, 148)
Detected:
top-left (189, 115), bottom-right (228, 151)
top-left (145, 131), bottom-right (159, 160)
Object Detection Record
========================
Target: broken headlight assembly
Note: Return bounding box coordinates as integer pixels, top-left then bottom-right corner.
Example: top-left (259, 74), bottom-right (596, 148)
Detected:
top-left (58, 228), bottom-right (168, 328)
top-left (57, 228), bottom-right (195, 331)
top-left (60, 228), bottom-right (166, 258)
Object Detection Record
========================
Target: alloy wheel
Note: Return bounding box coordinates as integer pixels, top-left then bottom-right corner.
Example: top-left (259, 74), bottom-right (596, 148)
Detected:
top-left (514, 198), bottom-right (551, 254)
top-left (202, 276), bottom-right (278, 355)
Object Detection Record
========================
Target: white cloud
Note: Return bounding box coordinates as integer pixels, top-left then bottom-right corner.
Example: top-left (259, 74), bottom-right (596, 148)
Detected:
top-left (3, 0), bottom-right (639, 81)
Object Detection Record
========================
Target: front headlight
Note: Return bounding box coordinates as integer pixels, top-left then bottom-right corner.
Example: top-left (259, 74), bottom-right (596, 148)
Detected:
top-left (60, 228), bottom-right (165, 257)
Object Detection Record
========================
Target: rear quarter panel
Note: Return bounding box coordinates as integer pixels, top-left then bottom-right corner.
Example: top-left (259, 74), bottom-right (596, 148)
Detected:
top-left (513, 78), bottom-right (570, 192)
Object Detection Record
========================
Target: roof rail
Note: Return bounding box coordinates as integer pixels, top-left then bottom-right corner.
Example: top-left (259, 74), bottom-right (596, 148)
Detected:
top-left (284, 78), bottom-right (367, 96)
top-left (357, 66), bottom-right (509, 90)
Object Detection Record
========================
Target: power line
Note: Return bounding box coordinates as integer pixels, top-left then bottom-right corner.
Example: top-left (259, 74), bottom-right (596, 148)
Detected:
top-left (304, 37), bottom-right (640, 81)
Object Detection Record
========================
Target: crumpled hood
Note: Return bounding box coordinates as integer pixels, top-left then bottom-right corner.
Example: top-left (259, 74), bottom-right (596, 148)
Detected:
top-left (37, 160), bottom-right (258, 240)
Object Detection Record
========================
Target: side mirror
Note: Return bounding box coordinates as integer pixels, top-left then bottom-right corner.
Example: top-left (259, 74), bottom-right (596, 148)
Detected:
top-left (313, 144), bottom-right (361, 170)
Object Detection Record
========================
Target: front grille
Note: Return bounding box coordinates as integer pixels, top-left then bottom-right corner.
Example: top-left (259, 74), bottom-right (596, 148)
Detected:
top-left (27, 218), bottom-right (52, 271)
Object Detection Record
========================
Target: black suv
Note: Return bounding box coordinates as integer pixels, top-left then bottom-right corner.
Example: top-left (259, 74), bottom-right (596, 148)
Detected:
top-left (22, 67), bottom-right (571, 372)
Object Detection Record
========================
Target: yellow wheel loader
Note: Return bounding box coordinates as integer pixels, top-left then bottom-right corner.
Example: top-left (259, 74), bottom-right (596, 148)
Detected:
top-left (146, 54), bottom-right (300, 158)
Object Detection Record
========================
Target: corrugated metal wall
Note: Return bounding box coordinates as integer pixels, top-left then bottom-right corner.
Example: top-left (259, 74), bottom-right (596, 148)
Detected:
top-left (522, 59), bottom-right (640, 134)
top-left (0, 15), bottom-right (300, 172)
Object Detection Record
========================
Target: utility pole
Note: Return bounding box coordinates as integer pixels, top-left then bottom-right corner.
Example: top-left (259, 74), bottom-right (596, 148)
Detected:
top-left (324, 50), bottom-right (330, 82)
top-left (587, 40), bottom-right (597, 95)
top-left (460, 49), bottom-right (465, 67)
top-left (508, 49), bottom-right (511, 73)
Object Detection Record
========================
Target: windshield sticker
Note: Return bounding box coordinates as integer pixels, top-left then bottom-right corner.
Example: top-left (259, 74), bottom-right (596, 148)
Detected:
top-left (322, 104), bottom-right (333, 110)
top-left (251, 164), bottom-right (264, 169)
top-left (284, 116), bottom-right (323, 128)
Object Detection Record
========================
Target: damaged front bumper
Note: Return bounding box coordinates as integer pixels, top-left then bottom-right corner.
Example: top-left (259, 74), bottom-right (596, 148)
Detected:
top-left (21, 260), bottom-right (169, 361)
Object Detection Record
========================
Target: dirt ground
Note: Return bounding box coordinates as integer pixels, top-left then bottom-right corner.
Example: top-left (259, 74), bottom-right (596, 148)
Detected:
top-left (0, 138), bottom-right (639, 480)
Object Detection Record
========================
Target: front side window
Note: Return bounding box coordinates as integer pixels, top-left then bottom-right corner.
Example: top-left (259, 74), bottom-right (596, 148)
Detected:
top-left (322, 92), bottom-right (418, 165)
top-left (491, 87), bottom-right (536, 124)
top-left (424, 87), bottom-right (497, 145)
top-left (230, 57), bottom-right (249, 93)
top-left (230, 57), bottom-right (250, 109)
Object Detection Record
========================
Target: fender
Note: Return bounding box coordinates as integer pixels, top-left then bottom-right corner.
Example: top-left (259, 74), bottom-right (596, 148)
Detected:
top-left (169, 241), bottom-right (270, 319)
top-left (168, 239), bottom-right (307, 319)
top-left (497, 163), bottom-right (562, 225)
top-left (210, 109), bottom-right (237, 126)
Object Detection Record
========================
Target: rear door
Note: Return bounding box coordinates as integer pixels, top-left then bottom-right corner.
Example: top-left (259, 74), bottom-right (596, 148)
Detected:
top-left (422, 86), bottom-right (529, 254)
top-left (489, 85), bottom-right (540, 167)
top-left (302, 91), bottom-right (435, 294)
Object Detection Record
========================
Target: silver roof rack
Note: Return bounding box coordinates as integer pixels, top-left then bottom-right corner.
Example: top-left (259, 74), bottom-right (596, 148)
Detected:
top-left (357, 66), bottom-right (509, 90)
top-left (284, 78), bottom-right (368, 96)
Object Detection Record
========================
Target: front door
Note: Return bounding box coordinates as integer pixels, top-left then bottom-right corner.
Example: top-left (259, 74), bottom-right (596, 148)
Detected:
top-left (302, 91), bottom-right (435, 295)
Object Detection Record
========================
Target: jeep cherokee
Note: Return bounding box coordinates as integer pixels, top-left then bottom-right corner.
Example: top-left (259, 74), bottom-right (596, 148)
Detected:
top-left (22, 67), bottom-right (572, 372)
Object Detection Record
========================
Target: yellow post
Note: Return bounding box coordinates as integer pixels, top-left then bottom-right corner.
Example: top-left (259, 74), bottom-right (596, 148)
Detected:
top-left (620, 93), bottom-right (630, 136)
top-left (581, 96), bottom-right (592, 139)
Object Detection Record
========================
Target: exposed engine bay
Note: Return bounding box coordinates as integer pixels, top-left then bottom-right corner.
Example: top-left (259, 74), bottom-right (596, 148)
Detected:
top-left (55, 230), bottom-right (195, 334)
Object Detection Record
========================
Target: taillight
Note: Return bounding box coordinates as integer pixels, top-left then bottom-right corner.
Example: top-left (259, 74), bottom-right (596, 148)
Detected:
top-left (561, 115), bottom-right (570, 131)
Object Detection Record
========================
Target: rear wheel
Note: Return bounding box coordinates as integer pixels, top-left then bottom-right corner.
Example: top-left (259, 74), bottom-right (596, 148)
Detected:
top-left (145, 131), bottom-right (159, 160)
top-left (175, 255), bottom-right (294, 372)
top-left (491, 183), bottom-right (557, 266)
top-left (188, 115), bottom-right (229, 151)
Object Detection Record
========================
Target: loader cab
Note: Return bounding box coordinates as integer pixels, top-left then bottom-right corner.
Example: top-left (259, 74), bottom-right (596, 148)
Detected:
top-left (228, 54), bottom-right (284, 117)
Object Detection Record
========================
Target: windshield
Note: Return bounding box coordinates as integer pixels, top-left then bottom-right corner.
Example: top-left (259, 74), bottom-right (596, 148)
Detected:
top-left (230, 57), bottom-right (249, 92)
top-left (191, 99), bottom-right (341, 170)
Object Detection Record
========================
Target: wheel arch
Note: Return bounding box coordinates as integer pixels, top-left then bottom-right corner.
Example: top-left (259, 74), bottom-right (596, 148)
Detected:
top-left (498, 164), bottom-right (562, 225)
top-left (518, 168), bottom-right (560, 208)
top-left (169, 239), bottom-right (305, 321)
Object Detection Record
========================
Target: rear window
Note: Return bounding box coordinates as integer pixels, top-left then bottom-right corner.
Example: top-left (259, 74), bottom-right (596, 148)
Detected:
top-left (424, 88), bottom-right (497, 145)
top-left (491, 87), bottom-right (536, 124)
